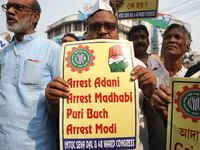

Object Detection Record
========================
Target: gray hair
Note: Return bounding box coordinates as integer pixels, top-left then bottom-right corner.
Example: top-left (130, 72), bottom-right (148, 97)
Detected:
top-left (31, 0), bottom-right (41, 14)
top-left (30, 0), bottom-right (41, 28)
top-left (163, 23), bottom-right (192, 45)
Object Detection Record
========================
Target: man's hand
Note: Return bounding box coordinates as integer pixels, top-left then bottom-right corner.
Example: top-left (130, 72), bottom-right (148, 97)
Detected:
top-left (151, 84), bottom-right (172, 120)
top-left (131, 65), bottom-right (157, 98)
top-left (110, 0), bottom-right (124, 14)
top-left (45, 77), bottom-right (70, 115)
top-left (108, 45), bottom-right (129, 72)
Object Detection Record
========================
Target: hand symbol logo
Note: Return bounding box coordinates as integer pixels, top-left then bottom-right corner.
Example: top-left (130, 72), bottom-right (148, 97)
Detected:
top-left (108, 45), bottom-right (129, 72)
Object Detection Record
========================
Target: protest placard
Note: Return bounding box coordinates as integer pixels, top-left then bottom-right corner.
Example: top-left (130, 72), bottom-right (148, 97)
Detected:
top-left (59, 39), bottom-right (139, 150)
top-left (167, 78), bottom-right (200, 150)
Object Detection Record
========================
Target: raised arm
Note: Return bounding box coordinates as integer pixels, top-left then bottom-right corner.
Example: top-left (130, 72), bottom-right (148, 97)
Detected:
top-left (110, 0), bottom-right (124, 14)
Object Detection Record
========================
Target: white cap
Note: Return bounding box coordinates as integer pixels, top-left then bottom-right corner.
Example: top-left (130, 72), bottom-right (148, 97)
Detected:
top-left (90, 0), bottom-right (113, 15)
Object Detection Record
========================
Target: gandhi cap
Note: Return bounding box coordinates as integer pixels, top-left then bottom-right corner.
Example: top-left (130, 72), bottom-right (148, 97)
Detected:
top-left (90, 0), bottom-right (114, 15)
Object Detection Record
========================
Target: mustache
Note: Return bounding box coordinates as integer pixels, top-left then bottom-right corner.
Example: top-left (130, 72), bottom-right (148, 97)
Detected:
top-left (135, 43), bottom-right (145, 48)
top-left (164, 43), bottom-right (177, 49)
top-left (7, 15), bottom-right (18, 22)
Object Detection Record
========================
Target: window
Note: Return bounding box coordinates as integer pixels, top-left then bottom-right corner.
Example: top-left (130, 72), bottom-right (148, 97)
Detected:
top-left (83, 22), bottom-right (87, 31)
top-left (65, 24), bottom-right (71, 33)
top-left (73, 22), bottom-right (82, 31)
top-left (48, 31), bottom-right (54, 39)
top-left (55, 27), bottom-right (62, 36)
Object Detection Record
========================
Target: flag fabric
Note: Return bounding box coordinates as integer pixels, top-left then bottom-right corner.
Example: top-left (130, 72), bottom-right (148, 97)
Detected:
top-left (142, 13), bottom-right (191, 32)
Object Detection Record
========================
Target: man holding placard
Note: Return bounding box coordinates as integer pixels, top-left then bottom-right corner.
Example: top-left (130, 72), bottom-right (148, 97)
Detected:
top-left (45, 0), bottom-right (157, 150)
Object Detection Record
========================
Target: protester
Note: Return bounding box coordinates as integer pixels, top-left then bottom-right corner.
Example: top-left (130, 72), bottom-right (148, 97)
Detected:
top-left (149, 23), bottom-right (192, 150)
top-left (60, 33), bottom-right (79, 45)
top-left (0, 0), bottom-right (66, 149)
top-left (45, 0), bottom-right (156, 150)
top-left (128, 25), bottom-right (163, 71)
top-left (128, 25), bottom-right (163, 150)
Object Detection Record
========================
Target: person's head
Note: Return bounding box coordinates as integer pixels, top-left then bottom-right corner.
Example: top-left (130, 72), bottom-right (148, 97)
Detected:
top-left (82, 31), bottom-right (87, 41)
top-left (2, 0), bottom-right (41, 34)
top-left (161, 23), bottom-right (192, 59)
top-left (86, 0), bottom-right (118, 40)
top-left (60, 33), bottom-right (79, 45)
top-left (86, 10), bottom-right (119, 40)
top-left (128, 25), bottom-right (149, 57)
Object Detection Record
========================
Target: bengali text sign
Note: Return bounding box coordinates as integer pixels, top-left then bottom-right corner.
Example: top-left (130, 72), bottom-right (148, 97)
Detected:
top-left (167, 78), bottom-right (200, 150)
top-left (118, 0), bottom-right (158, 20)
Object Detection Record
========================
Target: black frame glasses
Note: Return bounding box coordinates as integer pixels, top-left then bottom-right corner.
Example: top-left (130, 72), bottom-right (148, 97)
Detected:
top-left (1, 3), bottom-right (36, 13)
top-left (88, 22), bottom-right (117, 33)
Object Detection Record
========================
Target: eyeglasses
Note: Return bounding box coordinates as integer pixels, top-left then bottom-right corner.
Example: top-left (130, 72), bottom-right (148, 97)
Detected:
top-left (1, 3), bottom-right (36, 13)
top-left (88, 22), bottom-right (117, 32)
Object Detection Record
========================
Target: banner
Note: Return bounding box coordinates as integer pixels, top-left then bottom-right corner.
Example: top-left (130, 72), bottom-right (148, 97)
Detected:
top-left (59, 39), bottom-right (139, 150)
top-left (167, 78), bottom-right (200, 150)
top-left (117, 0), bottom-right (158, 20)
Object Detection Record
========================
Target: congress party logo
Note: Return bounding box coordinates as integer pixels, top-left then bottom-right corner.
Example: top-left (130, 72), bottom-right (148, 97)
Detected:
top-left (175, 84), bottom-right (200, 122)
top-left (65, 45), bottom-right (95, 73)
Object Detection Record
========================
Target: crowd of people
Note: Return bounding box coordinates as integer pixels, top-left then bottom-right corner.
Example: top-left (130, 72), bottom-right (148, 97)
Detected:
top-left (0, 0), bottom-right (199, 150)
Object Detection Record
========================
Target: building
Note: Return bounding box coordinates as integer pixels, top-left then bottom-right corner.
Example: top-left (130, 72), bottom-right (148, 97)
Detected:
top-left (46, 14), bottom-right (87, 44)
top-left (191, 51), bottom-right (200, 64)
top-left (46, 13), bottom-right (159, 55)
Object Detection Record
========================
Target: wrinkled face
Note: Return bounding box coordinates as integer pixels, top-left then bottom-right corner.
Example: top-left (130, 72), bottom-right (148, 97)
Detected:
top-left (5, 0), bottom-right (36, 33)
top-left (61, 36), bottom-right (77, 45)
top-left (162, 27), bottom-right (190, 58)
top-left (130, 30), bottom-right (149, 56)
top-left (86, 10), bottom-right (119, 40)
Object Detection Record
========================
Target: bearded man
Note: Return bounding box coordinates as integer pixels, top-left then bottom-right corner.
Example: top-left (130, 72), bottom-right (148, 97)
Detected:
top-left (0, 0), bottom-right (62, 149)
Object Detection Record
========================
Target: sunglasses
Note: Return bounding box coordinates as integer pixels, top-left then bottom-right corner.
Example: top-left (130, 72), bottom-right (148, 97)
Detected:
top-left (88, 22), bottom-right (117, 33)
top-left (1, 3), bottom-right (36, 13)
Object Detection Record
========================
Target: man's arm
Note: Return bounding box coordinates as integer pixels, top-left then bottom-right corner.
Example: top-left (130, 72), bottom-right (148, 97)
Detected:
top-left (110, 0), bottom-right (124, 14)
top-left (45, 77), bottom-right (70, 115)
top-left (150, 84), bottom-right (172, 120)
top-left (131, 65), bottom-right (157, 109)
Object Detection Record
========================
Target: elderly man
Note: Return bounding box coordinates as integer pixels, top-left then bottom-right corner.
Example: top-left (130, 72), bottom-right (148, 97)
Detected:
top-left (45, 0), bottom-right (156, 150)
top-left (148, 23), bottom-right (192, 150)
top-left (0, 0), bottom-right (61, 149)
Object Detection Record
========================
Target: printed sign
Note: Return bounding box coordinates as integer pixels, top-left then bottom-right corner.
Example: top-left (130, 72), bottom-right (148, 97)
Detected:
top-left (167, 78), bottom-right (200, 150)
top-left (117, 0), bottom-right (159, 20)
top-left (59, 39), bottom-right (139, 150)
